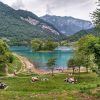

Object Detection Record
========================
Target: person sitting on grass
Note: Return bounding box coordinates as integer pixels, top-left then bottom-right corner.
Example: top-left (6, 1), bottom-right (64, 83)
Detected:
top-left (31, 77), bottom-right (39, 82)
top-left (41, 78), bottom-right (49, 81)
top-left (64, 77), bottom-right (77, 84)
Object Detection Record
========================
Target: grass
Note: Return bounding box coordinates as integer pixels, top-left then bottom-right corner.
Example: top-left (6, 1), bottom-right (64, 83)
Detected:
top-left (0, 72), bottom-right (100, 100)
top-left (0, 56), bottom-right (22, 76)
top-left (8, 56), bottom-right (22, 74)
top-left (0, 55), bottom-right (100, 99)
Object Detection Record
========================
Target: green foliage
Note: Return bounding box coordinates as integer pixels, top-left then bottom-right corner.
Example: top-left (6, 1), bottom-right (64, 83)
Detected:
top-left (8, 56), bottom-right (22, 74)
top-left (92, 0), bottom-right (100, 29)
top-left (74, 35), bottom-right (100, 74)
top-left (0, 39), bottom-right (9, 54)
top-left (0, 2), bottom-right (65, 45)
top-left (47, 58), bottom-right (56, 76)
top-left (68, 58), bottom-right (76, 68)
top-left (67, 58), bottom-right (78, 73)
top-left (67, 28), bottom-right (100, 42)
top-left (47, 58), bottom-right (56, 68)
top-left (0, 39), bottom-right (13, 74)
top-left (0, 39), bottom-right (13, 63)
top-left (59, 40), bottom-right (68, 46)
top-left (31, 39), bottom-right (42, 51)
top-left (44, 41), bottom-right (58, 51)
top-left (31, 39), bottom-right (58, 51)
top-left (92, 0), bottom-right (100, 69)
top-left (4, 52), bottom-right (13, 63)
top-left (68, 55), bottom-right (83, 73)
top-left (93, 38), bottom-right (100, 68)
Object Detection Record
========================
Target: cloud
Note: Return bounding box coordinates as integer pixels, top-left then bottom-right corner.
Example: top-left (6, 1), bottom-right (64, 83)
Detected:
top-left (0, 0), bottom-right (98, 20)
top-left (36, 0), bottom-right (94, 8)
top-left (12, 0), bottom-right (24, 10)
top-left (28, 0), bottom-right (98, 20)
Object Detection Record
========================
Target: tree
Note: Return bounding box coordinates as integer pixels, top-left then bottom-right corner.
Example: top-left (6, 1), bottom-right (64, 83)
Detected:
top-left (0, 40), bottom-right (9, 54)
top-left (60, 40), bottom-right (69, 46)
top-left (0, 39), bottom-right (13, 75)
top-left (31, 39), bottom-right (42, 51)
top-left (92, 0), bottom-right (100, 29)
top-left (74, 51), bottom-right (92, 73)
top-left (31, 39), bottom-right (58, 51)
top-left (92, 0), bottom-right (100, 75)
top-left (68, 58), bottom-right (76, 74)
top-left (75, 35), bottom-right (100, 74)
top-left (47, 58), bottom-right (56, 76)
top-left (45, 41), bottom-right (58, 51)
top-left (92, 38), bottom-right (100, 68)
top-left (73, 55), bottom-right (82, 73)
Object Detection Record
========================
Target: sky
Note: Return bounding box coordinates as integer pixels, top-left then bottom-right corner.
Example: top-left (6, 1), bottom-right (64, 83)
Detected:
top-left (0, 0), bottom-right (98, 21)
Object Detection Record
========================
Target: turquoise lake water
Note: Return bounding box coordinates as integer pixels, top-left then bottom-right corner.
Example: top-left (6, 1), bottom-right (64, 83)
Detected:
top-left (10, 46), bottom-right (73, 70)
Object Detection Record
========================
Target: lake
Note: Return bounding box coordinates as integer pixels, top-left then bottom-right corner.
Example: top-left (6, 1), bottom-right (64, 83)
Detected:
top-left (10, 46), bottom-right (73, 70)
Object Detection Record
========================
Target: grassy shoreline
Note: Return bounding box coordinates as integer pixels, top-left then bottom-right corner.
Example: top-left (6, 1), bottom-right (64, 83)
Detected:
top-left (12, 53), bottom-right (90, 75)
top-left (0, 54), bottom-right (100, 100)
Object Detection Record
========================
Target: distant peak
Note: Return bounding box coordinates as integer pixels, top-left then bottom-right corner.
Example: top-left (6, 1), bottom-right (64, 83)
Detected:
top-left (42, 14), bottom-right (92, 22)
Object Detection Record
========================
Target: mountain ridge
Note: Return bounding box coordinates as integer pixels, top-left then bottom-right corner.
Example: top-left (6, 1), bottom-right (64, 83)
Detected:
top-left (41, 14), bottom-right (93, 35)
top-left (67, 28), bottom-right (100, 42)
top-left (0, 2), bottom-right (65, 45)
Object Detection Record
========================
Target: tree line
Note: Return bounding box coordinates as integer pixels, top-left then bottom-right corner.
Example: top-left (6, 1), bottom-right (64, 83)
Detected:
top-left (31, 39), bottom-right (69, 51)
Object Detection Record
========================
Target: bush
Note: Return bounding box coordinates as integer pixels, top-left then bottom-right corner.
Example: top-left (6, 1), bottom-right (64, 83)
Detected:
top-left (97, 84), bottom-right (100, 87)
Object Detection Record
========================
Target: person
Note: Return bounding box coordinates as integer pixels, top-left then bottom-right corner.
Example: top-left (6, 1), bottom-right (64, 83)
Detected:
top-left (14, 70), bottom-right (17, 76)
top-left (65, 77), bottom-right (77, 84)
top-left (31, 77), bottom-right (39, 82)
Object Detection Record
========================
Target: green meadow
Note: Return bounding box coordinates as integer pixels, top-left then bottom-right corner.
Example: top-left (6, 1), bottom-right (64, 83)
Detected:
top-left (0, 72), bottom-right (100, 100)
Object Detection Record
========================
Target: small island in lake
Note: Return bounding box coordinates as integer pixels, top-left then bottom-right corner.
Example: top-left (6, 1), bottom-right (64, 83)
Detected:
top-left (31, 39), bottom-right (69, 52)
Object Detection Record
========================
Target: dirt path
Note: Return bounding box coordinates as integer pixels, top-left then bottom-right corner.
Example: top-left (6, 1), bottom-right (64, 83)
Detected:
top-left (13, 53), bottom-right (49, 75)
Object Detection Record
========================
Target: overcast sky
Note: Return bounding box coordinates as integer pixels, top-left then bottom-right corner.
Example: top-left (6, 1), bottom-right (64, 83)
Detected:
top-left (0, 0), bottom-right (98, 21)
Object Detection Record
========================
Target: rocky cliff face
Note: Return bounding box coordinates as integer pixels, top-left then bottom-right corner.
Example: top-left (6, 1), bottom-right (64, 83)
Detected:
top-left (41, 15), bottom-right (93, 35)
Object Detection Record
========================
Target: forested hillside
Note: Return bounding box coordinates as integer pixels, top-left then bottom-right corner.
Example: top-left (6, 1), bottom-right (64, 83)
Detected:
top-left (67, 28), bottom-right (100, 42)
top-left (0, 2), bottom-right (65, 45)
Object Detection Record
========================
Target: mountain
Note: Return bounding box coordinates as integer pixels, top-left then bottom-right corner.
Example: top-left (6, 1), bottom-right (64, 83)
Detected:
top-left (41, 15), bottom-right (93, 35)
top-left (0, 2), bottom-right (65, 45)
top-left (67, 28), bottom-right (100, 42)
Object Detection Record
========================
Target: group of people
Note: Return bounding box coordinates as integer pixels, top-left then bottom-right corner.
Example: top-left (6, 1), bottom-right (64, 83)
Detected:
top-left (31, 73), bottom-right (77, 84)
top-left (31, 77), bottom-right (49, 82)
